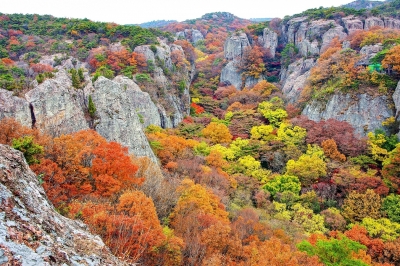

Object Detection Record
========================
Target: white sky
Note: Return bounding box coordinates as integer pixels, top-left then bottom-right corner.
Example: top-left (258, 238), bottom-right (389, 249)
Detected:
top-left (0, 0), bottom-right (383, 25)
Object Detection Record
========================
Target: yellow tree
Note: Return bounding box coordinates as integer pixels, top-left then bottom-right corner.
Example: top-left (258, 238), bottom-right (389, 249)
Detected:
top-left (202, 122), bottom-right (233, 144)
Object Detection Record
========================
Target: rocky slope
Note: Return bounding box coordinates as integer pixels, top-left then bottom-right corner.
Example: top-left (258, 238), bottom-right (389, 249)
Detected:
top-left (220, 32), bottom-right (263, 90)
top-left (278, 14), bottom-right (400, 136)
top-left (0, 144), bottom-right (124, 265)
top-left (0, 41), bottom-right (192, 162)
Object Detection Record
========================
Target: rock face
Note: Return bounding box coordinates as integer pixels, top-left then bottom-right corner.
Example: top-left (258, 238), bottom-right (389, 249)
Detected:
top-left (25, 70), bottom-right (89, 136)
top-left (392, 81), bottom-right (400, 138)
top-left (220, 61), bottom-right (243, 89)
top-left (224, 32), bottom-right (250, 61)
top-left (133, 43), bottom-right (191, 127)
top-left (302, 93), bottom-right (394, 136)
top-left (0, 144), bottom-right (123, 265)
top-left (283, 18), bottom-right (347, 57)
top-left (191, 29), bottom-right (204, 44)
top-left (258, 28), bottom-right (278, 58)
top-left (280, 58), bottom-right (316, 103)
top-left (0, 90), bottom-right (31, 127)
top-left (365, 16), bottom-right (385, 30)
top-left (92, 77), bottom-right (158, 162)
top-left (358, 44), bottom-right (383, 66)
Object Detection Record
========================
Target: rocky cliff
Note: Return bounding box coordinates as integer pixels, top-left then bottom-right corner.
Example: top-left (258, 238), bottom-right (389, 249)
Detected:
top-left (278, 14), bottom-right (400, 136)
top-left (281, 15), bottom-right (400, 58)
top-left (220, 32), bottom-right (264, 90)
top-left (0, 41), bottom-right (193, 162)
top-left (302, 93), bottom-right (394, 136)
top-left (0, 144), bottom-right (123, 265)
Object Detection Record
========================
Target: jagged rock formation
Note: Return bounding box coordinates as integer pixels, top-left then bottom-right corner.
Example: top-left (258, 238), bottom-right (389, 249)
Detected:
top-left (281, 15), bottom-right (400, 58)
top-left (25, 69), bottom-right (89, 136)
top-left (175, 29), bottom-right (204, 44)
top-left (0, 144), bottom-right (123, 265)
top-left (220, 32), bottom-right (263, 90)
top-left (0, 90), bottom-right (31, 127)
top-left (0, 41), bottom-right (193, 162)
top-left (0, 70), bottom-right (158, 162)
top-left (223, 32), bottom-right (250, 61)
top-left (358, 43), bottom-right (383, 66)
top-left (133, 41), bottom-right (191, 127)
top-left (92, 77), bottom-right (158, 162)
top-left (280, 58), bottom-right (316, 103)
top-left (258, 28), bottom-right (278, 58)
top-left (302, 93), bottom-right (394, 136)
top-left (392, 81), bottom-right (400, 138)
top-left (220, 61), bottom-right (243, 90)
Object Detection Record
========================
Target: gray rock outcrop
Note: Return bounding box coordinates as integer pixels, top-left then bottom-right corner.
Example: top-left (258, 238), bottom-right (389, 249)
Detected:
top-left (302, 93), bottom-right (394, 135)
top-left (280, 58), bottom-right (316, 103)
top-left (365, 16), bottom-right (385, 30)
top-left (0, 144), bottom-right (123, 265)
top-left (358, 43), bottom-right (383, 66)
top-left (191, 29), bottom-right (204, 44)
top-left (0, 90), bottom-right (31, 127)
top-left (92, 77), bottom-right (158, 162)
top-left (342, 16), bottom-right (364, 32)
top-left (220, 61), bottom-right (243, 90)
top-left (224, 32), bottom-right (250, 61)
top-left (392, 81), bottom-right (400, 138)
top-left (25, 69), bottom-right (89, 136)
top-left (258, 28), bottom-right (278, 58)
top-left (283, 18), bottom-right (347, 57)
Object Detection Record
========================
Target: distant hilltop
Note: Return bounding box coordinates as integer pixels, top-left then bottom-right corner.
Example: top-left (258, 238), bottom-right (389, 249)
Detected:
top-left (127, 20), bottom-right (177, 28)
top-left (343, 0), bottom-right (387, 10)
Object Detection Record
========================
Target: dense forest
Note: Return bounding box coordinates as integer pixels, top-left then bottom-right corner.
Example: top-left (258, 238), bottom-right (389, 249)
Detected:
top-left (2, 1), bottom-right (400, 265)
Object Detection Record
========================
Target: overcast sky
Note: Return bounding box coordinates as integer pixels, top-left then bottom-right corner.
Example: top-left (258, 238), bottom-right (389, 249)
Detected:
top-left (1, 0), bottom-right (382, 24)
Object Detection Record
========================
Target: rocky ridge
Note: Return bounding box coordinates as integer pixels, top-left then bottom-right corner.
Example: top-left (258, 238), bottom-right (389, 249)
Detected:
top-left (0, 42), bottom-right (193, 162)
top-left (0, 144), bottom-right (124, 265)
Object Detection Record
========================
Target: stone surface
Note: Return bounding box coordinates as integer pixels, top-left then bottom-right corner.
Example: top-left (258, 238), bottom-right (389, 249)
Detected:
top-left (191, 29), bottom-right (204, 44)
top-left (0, 90), bottom-right (31, 128)
top-left (220, 61), bottom-right (243, 90)
top-left (113, 76), bottom-right (161, 128)
top-left (92, 77), bottom-right (158, 162)
top-left (258, 28), bottom-right (278, 58)
top-left (384, 17), bottom-right (400, 29)
top-left (365, 16), bottom-right (384, 30)
top-left (358, 43), bottom-right (383, 66)
top-left (302, 93), bottom-right (394, 136)
top-left (392, 81), bottom-right (400, 138)
top-left (281, 58), bottom-right (316, 103)
top-left (0, 144), bottom-right (124, 265)
top-left (342, 16), bottom-right (364, 32)
top-left (25, 70), bottom-right (89, 136)
top-left (224, 32), bottom-right (250, 60)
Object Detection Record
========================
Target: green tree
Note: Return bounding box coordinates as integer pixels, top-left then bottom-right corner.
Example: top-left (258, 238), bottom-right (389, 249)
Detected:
top-left (88, 95), bottom-right (96, 118)
top-left (263, 174), bottom-right (301, 198)
top-left (12, 136), bottom-right (43, 165)
top-left (286, 145), bottom-right (327, 186)
top-left (382, 194), bottom-right (400, 223)
top-left (297, 236), bottom-right (368, 266)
